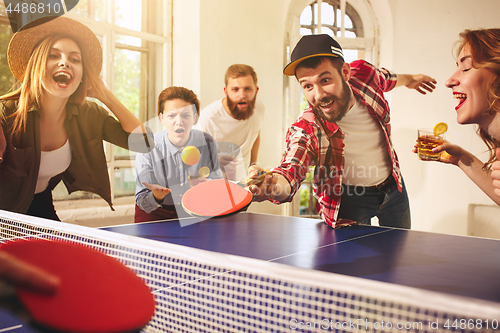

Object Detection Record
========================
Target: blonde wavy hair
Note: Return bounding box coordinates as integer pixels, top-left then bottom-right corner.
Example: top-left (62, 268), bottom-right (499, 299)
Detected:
top-left (1, 34), bottom-right (105, 141)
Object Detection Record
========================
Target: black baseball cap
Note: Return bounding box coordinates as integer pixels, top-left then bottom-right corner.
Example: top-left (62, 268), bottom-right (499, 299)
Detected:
top-left (283, 34), bottom-right (344, 76)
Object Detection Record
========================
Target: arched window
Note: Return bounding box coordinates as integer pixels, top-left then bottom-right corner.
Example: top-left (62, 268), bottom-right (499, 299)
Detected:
top-left (300, 0), bottom-right (363, 36)
top-left (300, 0), bottom-right (365, 63)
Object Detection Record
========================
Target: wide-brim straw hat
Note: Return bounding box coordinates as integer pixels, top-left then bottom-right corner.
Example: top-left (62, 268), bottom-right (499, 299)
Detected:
top-left (7, 16), bottom-right (102, 82)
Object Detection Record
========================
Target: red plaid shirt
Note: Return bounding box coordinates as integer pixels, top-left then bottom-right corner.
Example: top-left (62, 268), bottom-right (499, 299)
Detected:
top-left (272, 60), bottom-right (400, 228)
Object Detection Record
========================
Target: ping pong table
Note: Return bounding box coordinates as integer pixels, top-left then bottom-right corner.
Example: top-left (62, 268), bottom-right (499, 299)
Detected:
top-left (101, 212), bottom-right (500, 304)
top-left (1, 211), bottom-right (500, 332)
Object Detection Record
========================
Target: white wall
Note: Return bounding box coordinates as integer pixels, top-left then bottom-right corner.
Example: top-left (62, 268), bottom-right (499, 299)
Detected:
top-left (387, 0), bottom-right (500, 235)
top-left (173, 0), bottom-right (288, 214)
top-left (171, 0), bottom-right (500, 234)
top-left (172, 0), bottom-right (201, 93)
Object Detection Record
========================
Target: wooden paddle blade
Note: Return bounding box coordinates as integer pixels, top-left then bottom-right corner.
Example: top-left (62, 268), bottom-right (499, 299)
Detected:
top-left (182, 179), bottom-right (253, 218)
top-left (0, 239), bottom-right (156, 333)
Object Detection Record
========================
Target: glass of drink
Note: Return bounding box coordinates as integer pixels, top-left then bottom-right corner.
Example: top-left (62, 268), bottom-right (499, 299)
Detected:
top-left (216, 142), bottom-right (240, 180)
top-left (187, 170), bottom-right (201, 188)
top-left (417, 128), bottom-right (445, 161)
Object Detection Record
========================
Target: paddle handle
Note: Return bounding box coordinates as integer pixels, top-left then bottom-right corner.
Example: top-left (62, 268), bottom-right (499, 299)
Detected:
top-left (239, 170), bottom-right (272, 188)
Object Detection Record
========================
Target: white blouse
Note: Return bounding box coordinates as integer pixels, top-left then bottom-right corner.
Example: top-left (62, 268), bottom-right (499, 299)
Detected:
top-left (35, 140), bottom-right (72, 194)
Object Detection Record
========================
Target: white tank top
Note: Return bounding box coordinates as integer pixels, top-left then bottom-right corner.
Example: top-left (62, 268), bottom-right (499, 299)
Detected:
top-left (35, 140), bottom-right (72, 194)
top-left (336, 99), bottom-right (392, 186)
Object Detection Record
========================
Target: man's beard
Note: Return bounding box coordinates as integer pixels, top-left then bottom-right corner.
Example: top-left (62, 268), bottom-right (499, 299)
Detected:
top-left (227, 95), bottom-right (256, 120)
top-left (312, 79), bottom-right (351, 122)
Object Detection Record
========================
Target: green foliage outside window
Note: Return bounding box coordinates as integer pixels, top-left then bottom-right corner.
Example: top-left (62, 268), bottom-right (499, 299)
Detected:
top-left (114, 49), bottom-right (140, 118)
top-left (299, 167), bottom-right (318, 216)
top-left (113, 48), bottom-right (141, 159)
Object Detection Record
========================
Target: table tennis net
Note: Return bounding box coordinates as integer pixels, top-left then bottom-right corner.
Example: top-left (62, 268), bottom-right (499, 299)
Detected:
top-left (1, 210), bottom-right (499, 333)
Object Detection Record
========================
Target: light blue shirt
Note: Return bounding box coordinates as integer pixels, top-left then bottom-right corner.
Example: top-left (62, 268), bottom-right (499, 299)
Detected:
top-left (135, 129), bottom-right (222, 213)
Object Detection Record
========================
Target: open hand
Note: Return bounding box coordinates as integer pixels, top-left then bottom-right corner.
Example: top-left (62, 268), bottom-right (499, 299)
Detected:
top-left (142, 182), bottom-right (171, 202)
top-left (406, 74), bottom-right (436, 94)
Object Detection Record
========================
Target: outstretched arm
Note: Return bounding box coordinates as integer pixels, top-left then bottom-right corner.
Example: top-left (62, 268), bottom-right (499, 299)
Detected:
top-left (142, 182), bottom-right (172, 203)
top-left (415, 141), bottom-right (500, 205)
top-left (396, 74), bottom-right (437, 94)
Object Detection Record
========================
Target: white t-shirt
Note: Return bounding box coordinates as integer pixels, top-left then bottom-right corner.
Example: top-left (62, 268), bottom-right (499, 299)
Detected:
top-left (35, 140), bottom-right (72, 193)
top-left (336, 99), bottom-right (392, 186)
top-left (195, 98), bottom-right (265, 180)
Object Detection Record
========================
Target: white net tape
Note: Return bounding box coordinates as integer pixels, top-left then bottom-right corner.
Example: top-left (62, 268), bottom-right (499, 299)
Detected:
top-left (1, 209), bottom-right (499, 333)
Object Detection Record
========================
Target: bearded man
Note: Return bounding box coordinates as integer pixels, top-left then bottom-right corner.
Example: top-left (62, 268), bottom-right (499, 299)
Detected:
top-left (196, 64), bottom-right (265, 180)
top-left (248, 34), bottom-right (436, 229)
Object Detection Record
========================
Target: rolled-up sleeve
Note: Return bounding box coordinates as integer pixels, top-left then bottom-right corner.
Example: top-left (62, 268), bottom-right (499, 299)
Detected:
top-left (378, 67), bottom-right (397, 92)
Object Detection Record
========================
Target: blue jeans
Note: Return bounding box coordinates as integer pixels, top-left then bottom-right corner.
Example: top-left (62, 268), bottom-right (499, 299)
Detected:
top-left (337, 176), bottom-right (411, 229)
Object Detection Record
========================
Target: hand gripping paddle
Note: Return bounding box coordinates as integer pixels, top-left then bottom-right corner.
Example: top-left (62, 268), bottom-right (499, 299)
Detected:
top-left (0, 239), bottom-right (156, 333)
top-left (181, 171), bottom-right (271, 218)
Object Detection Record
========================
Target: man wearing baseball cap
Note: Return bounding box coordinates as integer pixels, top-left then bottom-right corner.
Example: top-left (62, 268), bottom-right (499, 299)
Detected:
top-left (248, 34), bottom-right (436, 229)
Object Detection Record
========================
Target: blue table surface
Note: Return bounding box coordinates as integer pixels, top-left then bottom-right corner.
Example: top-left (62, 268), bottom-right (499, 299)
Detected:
top-left (0, 309), bottom-right (38, 333)
top-left (102, 212), bottom-right (500, 304)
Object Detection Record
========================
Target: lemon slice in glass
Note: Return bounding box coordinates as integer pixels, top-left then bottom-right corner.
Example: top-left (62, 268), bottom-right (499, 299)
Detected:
top-left (433, 122), bottom-right (448, 136)
top-left (199, 166), bottom-right (210, 178)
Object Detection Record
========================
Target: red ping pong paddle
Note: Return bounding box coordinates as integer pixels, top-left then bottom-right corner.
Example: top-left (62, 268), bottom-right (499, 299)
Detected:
top-left (181, 171), bottom-right (271, 218)
top-left (0, 239), bottom-right (156, 333)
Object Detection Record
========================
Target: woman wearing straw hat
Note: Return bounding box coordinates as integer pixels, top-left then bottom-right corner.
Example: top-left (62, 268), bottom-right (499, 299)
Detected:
top-left (0, 16), bottom-right (153, 220)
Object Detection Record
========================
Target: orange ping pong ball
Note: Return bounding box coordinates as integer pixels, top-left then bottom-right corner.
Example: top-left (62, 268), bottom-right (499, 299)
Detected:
top-left (181, 146), bottom-right (201, 165)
